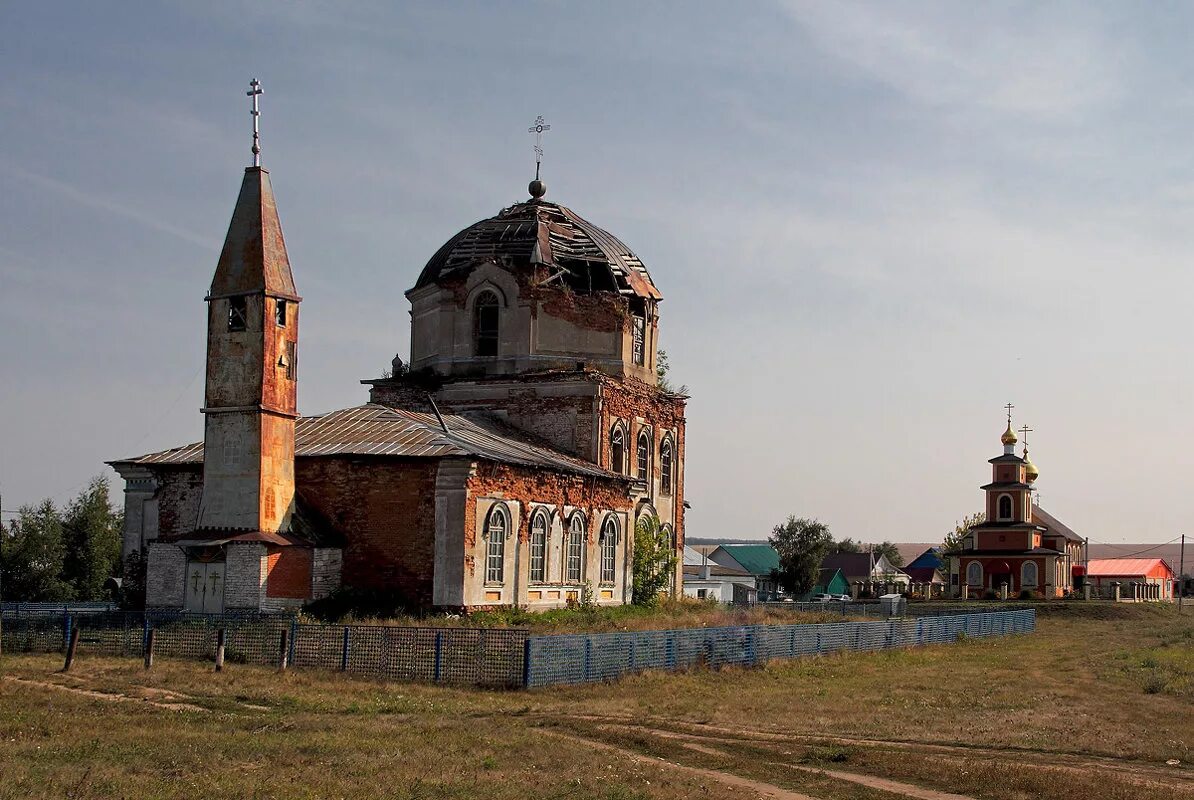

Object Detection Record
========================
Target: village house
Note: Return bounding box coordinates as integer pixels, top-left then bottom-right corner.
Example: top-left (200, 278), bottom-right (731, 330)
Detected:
top-left (707, 544), bottom-right (783, 600)
top-left (681, 547), bottom-right (756, 603)
top-left (947, 417), bottom-right (1083, 599)
top-left (821, 552), bottom-right (910, 596)
top-left (109, 116), bottom-right (687, 613)
top-left (1085, 558), bottom-right (1177, 601)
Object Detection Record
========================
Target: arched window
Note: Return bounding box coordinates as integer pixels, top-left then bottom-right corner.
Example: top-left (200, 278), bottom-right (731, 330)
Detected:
top-left (566, 513), bottom-right (585, 583)
top-left (1021, 561), bottom-right (1038, 588)
top-left (636, 430), bottom-right (650, 481)
top-left (997, 494), bottom-right (1013, 521)
top-left (966, 561), bottom-right (983, 587)
top-left (600, 516), bottom-right (618, 584)
top-left (610, 425), bottom-right (626, 474)
top-left (529, 509), bottom-right (548, 583)
top-left (659, 438), bottom-right (673, 494)
top-left (660, 524), bottom-right (675, 553)
top-left (484, 504), bottom-right (508, 584)
top-left (473, 291), bottom-right (500, 357)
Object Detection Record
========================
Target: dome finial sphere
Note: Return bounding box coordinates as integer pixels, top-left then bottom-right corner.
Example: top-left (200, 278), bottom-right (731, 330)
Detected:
top-left (529, 179), bottom-right (547, 199)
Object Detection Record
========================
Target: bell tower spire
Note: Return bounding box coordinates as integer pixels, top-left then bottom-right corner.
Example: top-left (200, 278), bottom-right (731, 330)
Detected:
top-left (196, 79), bottom-right (300, 534)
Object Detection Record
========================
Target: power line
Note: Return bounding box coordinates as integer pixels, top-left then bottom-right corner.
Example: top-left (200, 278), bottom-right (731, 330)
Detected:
top-left (1085, 536), bottom-right (1181, 559)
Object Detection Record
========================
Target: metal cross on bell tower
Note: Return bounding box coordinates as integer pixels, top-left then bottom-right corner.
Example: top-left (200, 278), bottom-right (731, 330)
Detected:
top-left (1018, 424), bottom-right (1033, 446)
top-left (528, 115), bottom-right (551, 181)
top-left (247, 78), bottom-right (263, 167)
top-left (1004, 402), bottom-right (1015, 425)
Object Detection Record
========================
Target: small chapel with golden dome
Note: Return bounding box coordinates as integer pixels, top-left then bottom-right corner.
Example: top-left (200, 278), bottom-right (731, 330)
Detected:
top-left (947, 412), bottom-right (1083, 599)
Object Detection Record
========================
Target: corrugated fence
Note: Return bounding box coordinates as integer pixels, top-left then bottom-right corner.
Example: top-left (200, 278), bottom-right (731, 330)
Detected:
top-left (1, 608), bottom-right (1033, 689)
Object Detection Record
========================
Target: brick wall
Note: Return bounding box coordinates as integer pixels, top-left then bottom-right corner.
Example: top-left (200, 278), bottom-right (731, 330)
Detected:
top-left (145, 543), bottom-right (186, 608)
top-left (297, 457), bottom-right (439, 607)
top-left (265, 547), bottom-right (313, 599)
top-left (312, 548), bottom-right (342, 599)
top-left (224, 543), bottom-right (265, 609)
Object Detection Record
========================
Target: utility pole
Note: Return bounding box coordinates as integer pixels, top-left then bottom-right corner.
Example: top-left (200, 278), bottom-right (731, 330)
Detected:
top-left (1179, 533), bottom-right (1186, 612)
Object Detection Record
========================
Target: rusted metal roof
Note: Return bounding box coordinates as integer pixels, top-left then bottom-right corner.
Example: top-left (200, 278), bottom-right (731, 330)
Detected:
top-left (116, 404), bottom-right (622, 480)
top-left (412, 198), bottom-right (661, 301)
top-left (208, 166), bottom-right (298, 299)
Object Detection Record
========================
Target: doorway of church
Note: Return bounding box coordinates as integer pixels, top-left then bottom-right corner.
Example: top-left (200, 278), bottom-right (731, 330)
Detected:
top-left (184, 558), bottom-right (226, 614)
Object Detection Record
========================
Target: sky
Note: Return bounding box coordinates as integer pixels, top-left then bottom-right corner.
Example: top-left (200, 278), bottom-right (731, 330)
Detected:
top-left (2, 1), bottom-right (1192, 547)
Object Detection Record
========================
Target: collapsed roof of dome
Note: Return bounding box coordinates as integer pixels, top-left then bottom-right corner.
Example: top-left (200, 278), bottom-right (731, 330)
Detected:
top-left (411, 198), bottom-right (662, 301)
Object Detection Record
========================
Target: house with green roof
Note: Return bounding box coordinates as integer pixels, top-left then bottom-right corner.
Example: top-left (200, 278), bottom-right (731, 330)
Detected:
top-left (708, 544), bottom-right (782, 600)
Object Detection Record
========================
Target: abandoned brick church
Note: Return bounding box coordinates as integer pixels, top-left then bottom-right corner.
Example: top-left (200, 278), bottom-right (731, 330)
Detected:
top-left (110, 148), bottom-right (687, 613)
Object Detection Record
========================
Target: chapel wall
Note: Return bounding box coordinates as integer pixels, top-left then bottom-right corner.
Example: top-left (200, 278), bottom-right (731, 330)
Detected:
top-left (296, 457), bottom-right (439, 608)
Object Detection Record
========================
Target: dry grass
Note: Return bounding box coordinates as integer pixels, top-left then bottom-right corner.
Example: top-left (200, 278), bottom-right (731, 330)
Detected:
top-left (0, 604), bottom-right (1190, 799)
top-left (332, 596), bottom-right (853, 633)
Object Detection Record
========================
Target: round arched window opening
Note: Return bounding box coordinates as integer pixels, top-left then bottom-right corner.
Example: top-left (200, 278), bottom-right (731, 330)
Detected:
top-left (600, 516), bottom-right (618, 584)
top-left (529, 509), bottom-right (549, 584)
top-left (610, 425), bottom-right (626, 474)
top-left (474, 291), bottom-right (500, 357)
top-left (484, 504), bottom-right (509, 584)
top-left (566, 513), bottom-right (585, 583)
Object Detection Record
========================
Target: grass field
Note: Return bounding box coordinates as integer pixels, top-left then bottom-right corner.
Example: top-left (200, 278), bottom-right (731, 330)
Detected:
top-left (1, 603), bottom-right (1190, 799)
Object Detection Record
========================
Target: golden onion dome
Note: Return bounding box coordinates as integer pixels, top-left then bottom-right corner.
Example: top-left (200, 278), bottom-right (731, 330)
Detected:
top-left (1001, 422), bottom-right (1018, 446)
top-left (1024, 449), bottom-right (1039, 483)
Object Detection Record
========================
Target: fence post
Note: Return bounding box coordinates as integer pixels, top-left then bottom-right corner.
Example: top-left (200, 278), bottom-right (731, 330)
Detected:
top-left (63, 612), bottom-right (71, 654)
top-left (341, 626), bottom-right (351, 672)
top-left (214, 628), bottom-right (225, 672)
top-left (144, 629), bottom-right (156, 670)
top-left (278, 629), bottom-right (290, 670)
top-left (522, 637), bottom-right (532, 689)
top-left (789, 625), bottom-right (797, 658)
top-left (434, 631), bottom-right (443, 682)
top-left (917, 617), bottom-right (924, 646)
top-left (141, 615), bottom-right (149, 655)
top-left (583, 637), bottom-right (593, 682)
top-left (288, 618), bottom-right (297, 667)
top-left (667, 631), bottom-right (676, 669)
top-left (63, 623), bottom-right (80, 672)
top-left (747, 626), bottom-right (757, 665)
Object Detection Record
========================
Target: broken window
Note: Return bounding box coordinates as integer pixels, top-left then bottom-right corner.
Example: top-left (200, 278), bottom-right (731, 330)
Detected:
top-left (279, 341), bottom-right (296, 380)
top-left (632, 315), bottom-right (645, 366)
top-left (228, 297), bottom-right (248, 332)
top-left (529, 509), bottom-right (548, 583)
top-left (485, 504), bottom-right (508, 584)
top-left (610, 425), bottom-right (626, 474)
top-left (474, 291), bottom-right (500, 357)
top-left (636, 430), bottom-right (650, 481)
top-left (660, 439), bottom-right (673, 494)
top-left (600, 517), bottom-right (618, 584)
top-left (275, 299), bottom-right (287, 327)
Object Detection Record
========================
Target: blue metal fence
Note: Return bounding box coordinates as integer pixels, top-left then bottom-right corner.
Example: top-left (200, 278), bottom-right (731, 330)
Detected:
top-left (522, 608), bottom-right (1035, 688)
top-left (2, 607), bottom-right (1033, 689)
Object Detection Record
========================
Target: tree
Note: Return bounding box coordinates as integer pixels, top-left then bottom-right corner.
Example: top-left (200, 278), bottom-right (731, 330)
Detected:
top-left (827, 537), bottom-right (864, 555)
top-left (872, 541), bottom-right (905, 568)
top-left (61, 476), bottom-right (123, 601)
top-left (943, 512), bottom-right (985, 553)
top-left (2, 500), bottom-right (71, 601)
top-left (656, 349), bottom-right (688, 395)
top-left (768, 516), bottom-right (833, 597)
top-left (632, 515), bottom-right (676, 606)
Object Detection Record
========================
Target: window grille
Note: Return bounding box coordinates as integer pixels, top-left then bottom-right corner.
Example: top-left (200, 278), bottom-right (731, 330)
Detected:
top-left (566, 515), bottom-right (584, 583)
top-left (636, 431), bottom-right (650, 481)
top-left (632, 316), bottom-right (645, 365)
top-left (529, 511), bottom-right (547, 583)
top-left (485, 506), bottom-right (507, 584)
top-left (600, 517), bottom-right (617, 584)
top-left (660, 439), bottom-right (673, 493)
